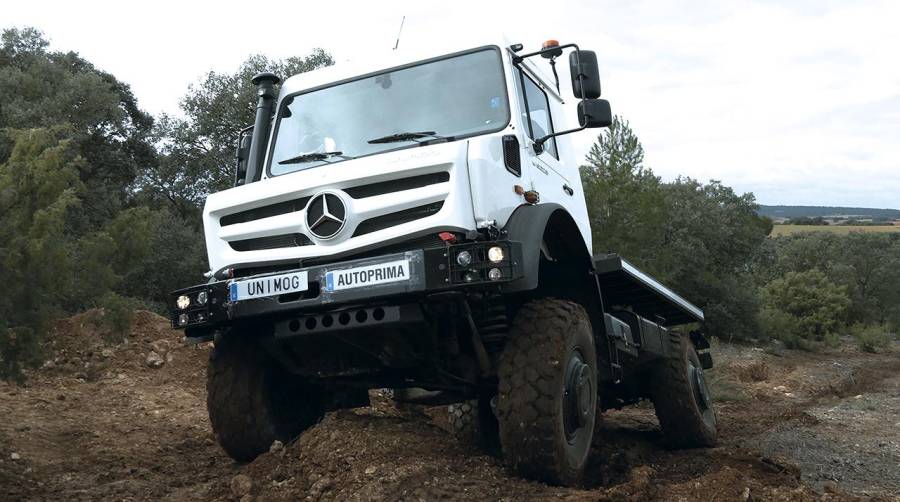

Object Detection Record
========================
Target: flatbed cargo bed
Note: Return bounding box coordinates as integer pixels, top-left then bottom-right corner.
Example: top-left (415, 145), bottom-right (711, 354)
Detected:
top-left (593, 254), bottom-right (704, 326)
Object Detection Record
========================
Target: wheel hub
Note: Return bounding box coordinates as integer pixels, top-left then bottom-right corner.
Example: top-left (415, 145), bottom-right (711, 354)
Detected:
top-left (564, 350), bottom-right (594, 439)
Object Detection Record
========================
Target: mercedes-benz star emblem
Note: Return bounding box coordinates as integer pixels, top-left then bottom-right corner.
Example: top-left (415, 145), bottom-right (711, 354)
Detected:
top-left (305, 192), bottom-right (346, 239)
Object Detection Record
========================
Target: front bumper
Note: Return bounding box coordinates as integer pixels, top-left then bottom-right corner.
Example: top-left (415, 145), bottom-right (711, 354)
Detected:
top-left (169, 240), bottom-right (523, 336)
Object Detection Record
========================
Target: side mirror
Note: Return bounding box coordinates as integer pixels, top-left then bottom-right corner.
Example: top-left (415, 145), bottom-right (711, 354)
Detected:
top-left (578, 99), bottom-right (612, 128)
top-left (569, 50), bottom-right (601, 99)
top-left (234, 125), bottom-right (254, 186)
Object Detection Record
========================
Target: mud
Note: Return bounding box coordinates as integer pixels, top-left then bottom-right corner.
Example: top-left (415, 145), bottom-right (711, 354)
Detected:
top-left (1, 311), bottom-right (897, 501)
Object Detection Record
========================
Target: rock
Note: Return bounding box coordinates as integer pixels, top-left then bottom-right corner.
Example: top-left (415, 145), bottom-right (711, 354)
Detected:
top-left (231, 474), bottom-right (253, 498)
top-left (240, 496), bottom-right (253, 502)
top-left (269, 440), bottom-right (283, 453)
top-left (10, 452), bottom-right (21, 460)
top-left (145, 351), bottom-right (165, 368)
top-left (310, 476), bottom-right (332, 497)
top-left (365, 465), bottom-right (377, 475)
top-left (741, 487), bottom-right (750, 500)
top-left (101, 348), bottom-right (114, 359)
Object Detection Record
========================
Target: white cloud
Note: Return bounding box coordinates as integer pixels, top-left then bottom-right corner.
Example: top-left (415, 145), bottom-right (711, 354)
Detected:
top-left (5, 0), bottom-right (898, 208)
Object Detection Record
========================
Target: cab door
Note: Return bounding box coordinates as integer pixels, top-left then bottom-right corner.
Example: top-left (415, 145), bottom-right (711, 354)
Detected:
top-left (513, 67), bottom-right (574, 208)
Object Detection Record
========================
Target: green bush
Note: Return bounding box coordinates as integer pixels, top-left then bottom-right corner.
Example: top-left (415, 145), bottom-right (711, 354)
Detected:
top-left (851, 323), bottom-right (893, 353)
top-left (95, 293), bottom-right (140, 344)
top-left (760, 269), bottom-right (850, 349)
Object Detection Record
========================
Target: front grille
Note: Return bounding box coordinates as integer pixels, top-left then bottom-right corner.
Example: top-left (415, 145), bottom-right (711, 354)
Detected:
top-left (344, 172), bottom-right (450, 199)
top-left (352, 202), bottom-right (444, 237)
top-left (220, 196), bottom-right (311, 227)
top-left (231, 234), bottom-right (447, 277)
top-left (229, 233), bottom-right (313, 252)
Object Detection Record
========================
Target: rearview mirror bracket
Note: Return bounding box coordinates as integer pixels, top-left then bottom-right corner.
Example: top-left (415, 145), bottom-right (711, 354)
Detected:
top-left (511, 43), bottom-right (610, 150)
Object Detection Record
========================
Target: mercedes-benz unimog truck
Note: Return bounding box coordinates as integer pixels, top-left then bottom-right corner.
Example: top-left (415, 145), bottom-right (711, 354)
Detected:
top-left (170, 37), bottom-right (717, 486)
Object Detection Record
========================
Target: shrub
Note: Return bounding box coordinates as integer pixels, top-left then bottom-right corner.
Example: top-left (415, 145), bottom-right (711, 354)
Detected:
top-left (94, 293), bottom-right (140, 344)
top-left (760, 269), bottom-right (850, 349)
top-left (851, 323), bottom-right (893, 353)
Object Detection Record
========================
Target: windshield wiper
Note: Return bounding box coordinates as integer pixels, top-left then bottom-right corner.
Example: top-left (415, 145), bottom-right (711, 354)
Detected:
top-left (278, 151), bottom-right (347, 165)
top-left (367, 131), bottom-right (441, 144)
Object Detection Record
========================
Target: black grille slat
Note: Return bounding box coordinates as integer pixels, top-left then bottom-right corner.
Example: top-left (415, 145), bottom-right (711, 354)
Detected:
top-left (231, 234), bottom-right (446, 277)
top-left (220, 196), bottom-right (311, 227)
top-left (352, 202), bottom-right (444, 237)
top-left (229, 233), bottom-right (312, 252)
top-left (344, 172), bottom-right (449, 199)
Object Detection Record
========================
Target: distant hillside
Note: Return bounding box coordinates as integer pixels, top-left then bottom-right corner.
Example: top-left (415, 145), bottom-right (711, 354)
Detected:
top-left (759, 205), bottom-right (900, 220)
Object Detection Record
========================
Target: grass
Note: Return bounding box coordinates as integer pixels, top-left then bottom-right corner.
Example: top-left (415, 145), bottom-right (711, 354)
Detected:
top-left (771, 225), bottom-right (900, 236)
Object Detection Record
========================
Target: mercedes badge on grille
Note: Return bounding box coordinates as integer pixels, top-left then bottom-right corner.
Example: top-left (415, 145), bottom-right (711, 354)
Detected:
top-left (306, 192), bottom-right (346, 239)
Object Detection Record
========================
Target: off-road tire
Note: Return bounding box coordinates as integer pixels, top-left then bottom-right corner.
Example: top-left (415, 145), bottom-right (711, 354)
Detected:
top-left (650, 331), bottom-right (718, 448)
top-left (497, 298), bottom-right (597, 486)
top-left (448, 395), bottom-right (499, 452)
top-left (207, 334), bottom-right (324, 462)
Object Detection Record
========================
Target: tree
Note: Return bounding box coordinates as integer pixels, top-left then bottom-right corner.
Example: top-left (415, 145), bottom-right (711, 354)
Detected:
top-left (759, 232), bottom-right (900, 328)
top-left (0, 128), bottom-right (83, 382)
top-left (580, 117), bottom-right (772, 340)
top-left (0, 28), bottom-right (156, 230)
top-left (141, 51), bottom-right (334, 216)
top-left (761, 269), bottom-right (850, 348)
top-left (581, 116), bottom-right (665, 261)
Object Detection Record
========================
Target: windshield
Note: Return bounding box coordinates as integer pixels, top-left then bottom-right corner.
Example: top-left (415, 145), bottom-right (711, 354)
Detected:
top-left (268, 47), bottom-right (509, 176)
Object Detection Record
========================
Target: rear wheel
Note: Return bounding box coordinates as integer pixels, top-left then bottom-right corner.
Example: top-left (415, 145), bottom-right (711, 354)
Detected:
top-left (497, 298), bottom-right (597, 486)
top-left (207, 334), bottom-right (324, 461)
top-left (447, 394), bottom-right (499, 452)
top-left (650, 331), bottom-right (717, 448)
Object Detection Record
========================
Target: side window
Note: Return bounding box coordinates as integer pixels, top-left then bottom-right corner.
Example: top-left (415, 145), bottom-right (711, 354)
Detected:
top-left (517, 71), bottom-right (558, 159)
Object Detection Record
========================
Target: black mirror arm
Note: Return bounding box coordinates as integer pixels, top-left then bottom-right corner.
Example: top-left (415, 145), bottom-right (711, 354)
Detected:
top-left (512, 42), bottom-right (581, 64)
top-left (533, 123), bottom-right (589, 150)
top-left (512, 42), bottom-right (591, 150)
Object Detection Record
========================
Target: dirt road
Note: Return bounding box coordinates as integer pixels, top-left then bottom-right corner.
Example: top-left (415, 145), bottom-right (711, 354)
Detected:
top-left (1, 311), bottom-right (897, 501)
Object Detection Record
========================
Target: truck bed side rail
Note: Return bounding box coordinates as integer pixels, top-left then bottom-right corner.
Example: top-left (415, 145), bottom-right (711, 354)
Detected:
top-left (593, 254), bottom-right (704, 326)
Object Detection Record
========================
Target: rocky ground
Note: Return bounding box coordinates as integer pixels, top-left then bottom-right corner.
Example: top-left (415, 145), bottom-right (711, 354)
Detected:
top-left (1, 311), bottom-right (898, 501)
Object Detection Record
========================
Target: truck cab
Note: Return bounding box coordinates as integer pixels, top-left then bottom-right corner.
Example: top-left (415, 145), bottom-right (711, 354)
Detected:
top-left (172, 38), bottom-right (716, 486)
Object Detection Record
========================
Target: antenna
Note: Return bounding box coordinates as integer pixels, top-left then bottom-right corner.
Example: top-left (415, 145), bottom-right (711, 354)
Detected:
top-left (393, 16), bottom-right (406, 50)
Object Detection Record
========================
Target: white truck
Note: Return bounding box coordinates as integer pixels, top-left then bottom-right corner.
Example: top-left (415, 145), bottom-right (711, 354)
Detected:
top-left (170, 38), bottom-right (717, 486)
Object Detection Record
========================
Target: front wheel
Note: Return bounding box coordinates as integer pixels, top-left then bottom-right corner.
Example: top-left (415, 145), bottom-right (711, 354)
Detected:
top-left (497, 298), bottom-right (598, 486)
top-left (649, 331), bottom-right (718, 448)
top-left (207, 334), bottom-right (324, 461)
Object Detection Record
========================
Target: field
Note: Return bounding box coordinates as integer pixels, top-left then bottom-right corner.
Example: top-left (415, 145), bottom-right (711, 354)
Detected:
top-left (771, 224), bottom-right (900, 236)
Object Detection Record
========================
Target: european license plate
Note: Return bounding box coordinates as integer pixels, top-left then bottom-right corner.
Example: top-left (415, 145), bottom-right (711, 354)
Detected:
top-left (325, 259), bottom-right (410, 292)
top-left (230, 271), bottom-right (308, 301)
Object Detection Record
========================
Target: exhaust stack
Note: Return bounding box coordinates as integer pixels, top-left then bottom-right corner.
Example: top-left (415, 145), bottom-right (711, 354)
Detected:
top-left (244, 72), bottom-right (281, 184)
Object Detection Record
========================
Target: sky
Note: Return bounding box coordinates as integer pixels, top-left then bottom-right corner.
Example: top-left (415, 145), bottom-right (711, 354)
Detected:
top-left (5, 0), bottom-right (899, 208)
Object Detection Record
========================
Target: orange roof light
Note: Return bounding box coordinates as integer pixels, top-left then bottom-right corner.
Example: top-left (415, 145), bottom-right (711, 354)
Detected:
top-left (541, 39), bottom-right (563, 59)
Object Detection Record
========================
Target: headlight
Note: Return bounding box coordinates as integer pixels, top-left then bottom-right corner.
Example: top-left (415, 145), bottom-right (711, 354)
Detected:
top-left (488, 268), bottom-right (503, 281)
top-left (196, 291), bottom-right (208, 305)
top-left (488, 246), bottom-right (504, 263)
top-left (176, 295), bottom-right (190, 310)
top-left (456, 250), bottom-right (472, 267)
top-left (177, 313), bottom-right (189, 326)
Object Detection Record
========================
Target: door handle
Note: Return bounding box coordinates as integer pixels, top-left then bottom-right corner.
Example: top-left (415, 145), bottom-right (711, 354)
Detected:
top-left (563, 184), bottom-right (574, 196)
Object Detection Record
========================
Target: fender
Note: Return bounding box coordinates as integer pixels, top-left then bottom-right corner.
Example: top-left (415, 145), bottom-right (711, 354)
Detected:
top-left (502, 203), bottom-right (593, 292)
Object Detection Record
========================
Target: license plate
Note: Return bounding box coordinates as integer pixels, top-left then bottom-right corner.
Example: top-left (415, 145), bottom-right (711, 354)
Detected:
top-left (325, 259), bottom-right (410, 292)
top-left (230, 271), bottom-right (308, 301)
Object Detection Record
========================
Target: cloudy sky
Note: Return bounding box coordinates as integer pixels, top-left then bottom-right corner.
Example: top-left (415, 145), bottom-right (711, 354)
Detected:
top-left (6, 0), bottom-right (899, 208)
